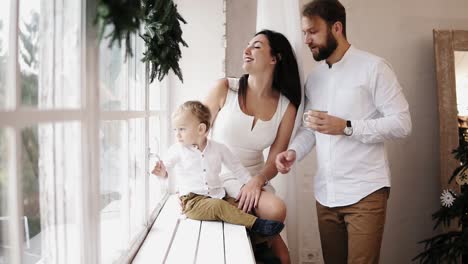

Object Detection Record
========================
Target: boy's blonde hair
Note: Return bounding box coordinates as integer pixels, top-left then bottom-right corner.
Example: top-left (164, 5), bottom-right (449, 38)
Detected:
top-left (173, 101), bottom-right (212, 131)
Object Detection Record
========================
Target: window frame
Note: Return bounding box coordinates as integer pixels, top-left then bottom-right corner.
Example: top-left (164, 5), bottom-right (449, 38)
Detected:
top-left (1, 0), bottom-right (171, 263)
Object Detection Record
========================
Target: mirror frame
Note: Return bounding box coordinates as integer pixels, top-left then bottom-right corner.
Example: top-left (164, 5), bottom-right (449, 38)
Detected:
top-left (434, 30), bottom-right (468, 191)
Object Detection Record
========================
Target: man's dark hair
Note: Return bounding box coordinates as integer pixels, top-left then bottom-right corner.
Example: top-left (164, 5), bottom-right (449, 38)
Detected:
top-left (302, 0), bottom-right (347, 38)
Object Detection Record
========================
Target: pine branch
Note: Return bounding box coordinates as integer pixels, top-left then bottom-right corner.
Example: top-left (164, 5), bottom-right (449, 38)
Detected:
top-left (141, 0), bottom-right (188, 83)
top-left (449, 143), bottom-right (468, 183)
top-left (431, 192), bottom-right (467, 229)
top-left (415, 143), bottom-right (468, 263)
top-left (95, 0), bottom-right (143, 58)
top-left (413, 231), bottom-right (466, 264)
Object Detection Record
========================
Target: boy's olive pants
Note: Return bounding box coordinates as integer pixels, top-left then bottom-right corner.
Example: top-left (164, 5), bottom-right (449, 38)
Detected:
top-left (180, 193), bottom-right (257, 228)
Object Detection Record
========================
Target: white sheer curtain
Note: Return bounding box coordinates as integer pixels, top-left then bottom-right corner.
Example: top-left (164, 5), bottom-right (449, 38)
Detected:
top-left (38, 1), bottom-right (83, 262)
top-left (256, 0), bottom-right (305, 260)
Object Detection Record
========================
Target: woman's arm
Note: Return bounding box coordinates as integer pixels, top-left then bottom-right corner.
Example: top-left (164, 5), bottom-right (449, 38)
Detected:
top-left (260, 102), bottom-right (297, 183)
top-left (237, 103), bottom-right (297, 212)
top-left (204, 78), bottom-right (229, 124)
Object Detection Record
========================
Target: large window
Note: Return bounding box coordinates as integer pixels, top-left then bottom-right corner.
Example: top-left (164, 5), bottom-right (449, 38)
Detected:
top-left (0, 1), bottom-right (169, 263)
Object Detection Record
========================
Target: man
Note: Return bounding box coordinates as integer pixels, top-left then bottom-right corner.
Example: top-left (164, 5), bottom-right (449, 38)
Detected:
top-left (275, 0), bottom-right (412, 263)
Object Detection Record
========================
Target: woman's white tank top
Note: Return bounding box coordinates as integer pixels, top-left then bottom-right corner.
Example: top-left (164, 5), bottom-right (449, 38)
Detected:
top-left (211, 77), bottom-right (290, 179)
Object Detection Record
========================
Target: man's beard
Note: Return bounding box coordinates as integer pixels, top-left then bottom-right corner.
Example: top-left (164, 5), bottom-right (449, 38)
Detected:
top-left (312, 29), bottom-right (338, 61)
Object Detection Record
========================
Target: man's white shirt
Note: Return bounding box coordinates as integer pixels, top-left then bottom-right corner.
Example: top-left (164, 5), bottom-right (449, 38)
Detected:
top-left (164, 140), bottom-right (252, 198)
top-left (290, 45), bottom-right (412, 207)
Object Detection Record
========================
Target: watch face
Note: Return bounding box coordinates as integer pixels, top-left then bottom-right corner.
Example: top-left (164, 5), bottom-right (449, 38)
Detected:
top-left (344, 127), bottom-right (353, 136)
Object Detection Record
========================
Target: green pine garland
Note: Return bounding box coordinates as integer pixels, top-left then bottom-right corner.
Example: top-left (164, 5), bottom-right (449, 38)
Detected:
top-left (413, 143), bottom-right (468, 263)
top-left (95, 0), bottom-right (187, 83)
top-left (95, 0), bottom-right (143, 58)
top-left (141, 0), bottom-right (188, 83)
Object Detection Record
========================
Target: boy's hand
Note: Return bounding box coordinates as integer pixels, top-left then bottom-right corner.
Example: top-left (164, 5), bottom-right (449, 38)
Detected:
top-left (151, 161), bottom-right (168, 177)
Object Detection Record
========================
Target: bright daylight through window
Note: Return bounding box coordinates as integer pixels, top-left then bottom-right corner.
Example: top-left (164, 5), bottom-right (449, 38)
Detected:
top-left (0, 1), bottom-right (169, 263)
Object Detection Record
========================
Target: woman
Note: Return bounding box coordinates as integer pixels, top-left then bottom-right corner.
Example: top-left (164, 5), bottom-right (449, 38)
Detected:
top-left (205, 30), bottom-right (301, 264)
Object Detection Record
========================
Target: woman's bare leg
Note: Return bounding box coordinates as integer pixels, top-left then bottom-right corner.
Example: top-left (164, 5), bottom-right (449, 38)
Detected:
top-left (255, 191), bottom-right (290, 264)
top-left (271, 235), bottom-right (291, 264)
top-left (255, 191), bottom-right (286, 221)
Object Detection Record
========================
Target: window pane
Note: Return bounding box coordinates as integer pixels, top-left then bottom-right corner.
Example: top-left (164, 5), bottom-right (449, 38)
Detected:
top-left (148, 116), bottom-right (167, 214)
top-left (128, 37), bottom-right (145, 111)
top-left (100, 118), bottom-right (148, 262)
top-left (149, 80), bottom-right (166, 111)
top-left (99, 34), bottom-right (128, 111)
top-left (44, 1), bottom-right (82, 109)
top-left (19, 0), bottom-right (82, 109)
top-left (0, 0), bottom-right (10, 110)
top-left (100, 120), bottom-right (127, 263)
top-left (18, 0), bottom-right (40, 107)
top-left (21, 125), bottom-right (40, 263)
top-left (0, 128), bottom-right (10, 264)
top-left (128, 119), bottom-right (145, 238)
top-left (21, 122), bottom-right (82, 263)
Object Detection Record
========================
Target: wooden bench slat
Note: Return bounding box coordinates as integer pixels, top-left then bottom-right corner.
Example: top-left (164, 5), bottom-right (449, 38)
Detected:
top-left (165, 218), bottom-right (201, 264)
top-left (195, 221), bottom-right (225, 264)
top-left (132, 194), bottom-right (255, 264)
top-left (132, 195), bottom-right (180, 264)
top-left (224, 223), bottom-right (255, 264)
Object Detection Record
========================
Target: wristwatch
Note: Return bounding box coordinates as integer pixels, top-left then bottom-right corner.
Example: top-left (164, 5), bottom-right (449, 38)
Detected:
top-left (343, 120), bottom-right (353, 136)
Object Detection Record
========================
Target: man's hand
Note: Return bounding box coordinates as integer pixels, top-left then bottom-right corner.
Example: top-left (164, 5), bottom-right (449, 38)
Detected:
top-left (151, 161), bottom-right (168, 177)
top-left (306, 111), bottom-right (346, 135)
top-left (276, 150), bottom-right (297, 173)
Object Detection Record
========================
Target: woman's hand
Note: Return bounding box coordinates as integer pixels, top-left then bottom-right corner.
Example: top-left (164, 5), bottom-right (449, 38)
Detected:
top-left (236, 176), bottom-right (264, 213)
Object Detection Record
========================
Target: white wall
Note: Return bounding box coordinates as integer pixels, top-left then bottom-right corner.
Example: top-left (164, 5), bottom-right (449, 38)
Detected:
top-left (341, 1), bottom-right (468, 263)
top-left (226, 0), bottom-right (468, 263)
top-left (226, 0), bottom-right (257, 78)
top-left (171, 0), bottom-right (225, 115)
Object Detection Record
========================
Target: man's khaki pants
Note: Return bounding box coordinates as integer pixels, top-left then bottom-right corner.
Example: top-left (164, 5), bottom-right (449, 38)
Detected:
top-left (180, 193), bottom-right (257, 228)
top-left (316, 187), bottom-right (389, 264)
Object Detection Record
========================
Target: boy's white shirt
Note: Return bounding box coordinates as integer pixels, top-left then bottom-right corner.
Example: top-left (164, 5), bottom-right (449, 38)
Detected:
top-left (163, 139), bottom-right (252, 199)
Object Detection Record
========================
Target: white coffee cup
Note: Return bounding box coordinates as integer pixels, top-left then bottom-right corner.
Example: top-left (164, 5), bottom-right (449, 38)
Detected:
top-left (303, 109), bottom-right (328, 130)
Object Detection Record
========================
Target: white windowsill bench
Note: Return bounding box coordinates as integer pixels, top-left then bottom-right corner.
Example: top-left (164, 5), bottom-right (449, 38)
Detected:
top-left (132, 194), bottom-right (256, 264)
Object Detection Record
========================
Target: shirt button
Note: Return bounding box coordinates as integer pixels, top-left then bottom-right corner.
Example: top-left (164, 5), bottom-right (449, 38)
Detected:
top-left (203, 169), bottom-right (206, 172)
top-left (202, 154), bottom-right (204, 157)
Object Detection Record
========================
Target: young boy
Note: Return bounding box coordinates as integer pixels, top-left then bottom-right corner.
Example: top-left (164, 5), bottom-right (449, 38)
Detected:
top-left (151, 101), bottom-right (284, 236)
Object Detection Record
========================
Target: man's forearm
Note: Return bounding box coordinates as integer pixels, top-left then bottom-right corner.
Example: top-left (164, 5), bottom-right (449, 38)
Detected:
top-left (289, 126), bottom-right (316, 161)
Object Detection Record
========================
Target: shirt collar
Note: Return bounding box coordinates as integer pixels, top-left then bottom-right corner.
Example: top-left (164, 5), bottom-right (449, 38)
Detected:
top-left (200, 139), bottom-right (211, 154)
top-left (184, 139), bottom-right (211, 154)
top-left (322, 44), bottom-right (354, 69)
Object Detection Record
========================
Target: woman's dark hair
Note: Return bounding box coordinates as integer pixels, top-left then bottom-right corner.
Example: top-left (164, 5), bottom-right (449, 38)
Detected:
top-left (302, 0), bottom-right (346, 38)
top-left (238, 30), bottom-right (301, 109)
